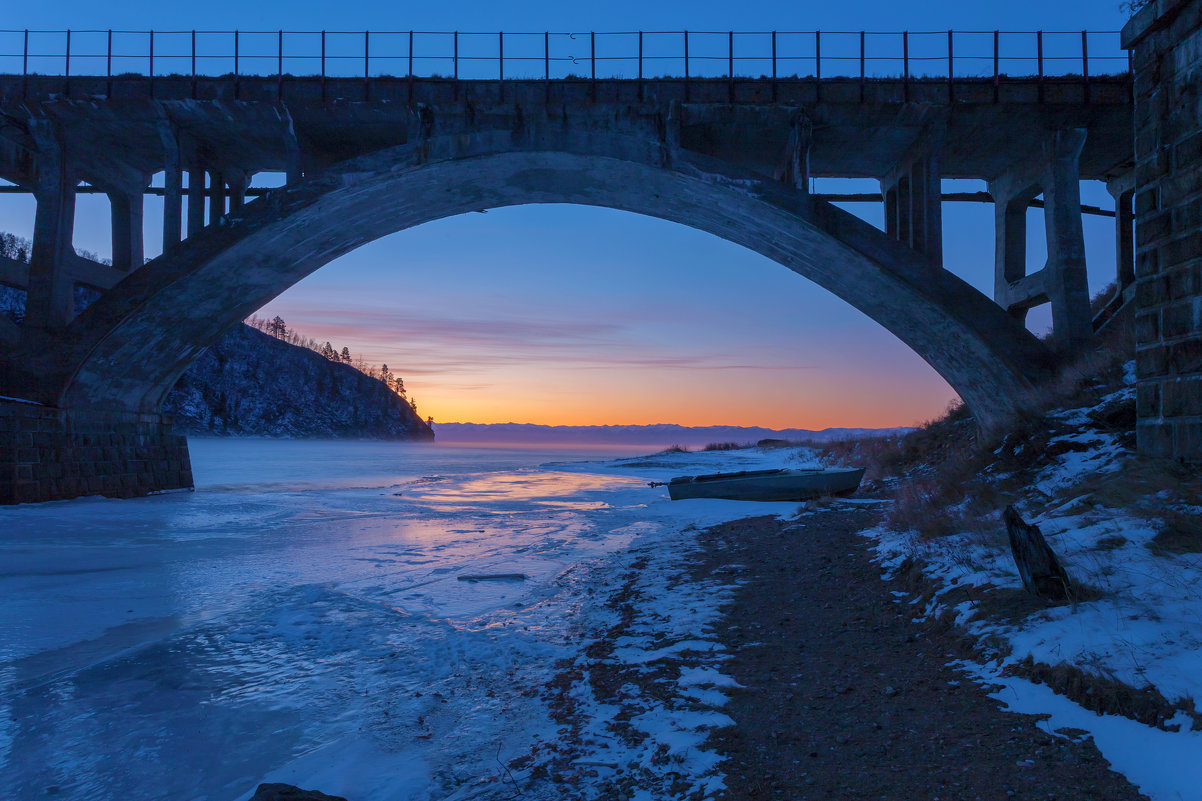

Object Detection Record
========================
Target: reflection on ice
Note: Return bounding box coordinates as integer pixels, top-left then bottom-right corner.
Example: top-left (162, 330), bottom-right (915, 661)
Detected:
top-left (0, 439), bottom-right (812, 800)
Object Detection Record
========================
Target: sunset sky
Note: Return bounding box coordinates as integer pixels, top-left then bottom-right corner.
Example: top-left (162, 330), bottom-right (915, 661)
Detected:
top-left (1, 0), bottom-right (1130, 429)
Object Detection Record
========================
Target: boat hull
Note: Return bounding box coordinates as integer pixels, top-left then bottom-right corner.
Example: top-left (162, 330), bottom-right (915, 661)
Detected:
top-left (666, 467), bottom-right (865, 502)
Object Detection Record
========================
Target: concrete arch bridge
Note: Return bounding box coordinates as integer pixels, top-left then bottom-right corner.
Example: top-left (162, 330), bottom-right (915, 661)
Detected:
top-left (0, 72), bottom-right (1134, 502)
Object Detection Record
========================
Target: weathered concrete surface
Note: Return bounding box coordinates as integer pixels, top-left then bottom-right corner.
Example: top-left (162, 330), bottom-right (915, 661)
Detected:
top-left (8, 124), bottom-right (1054, 435)
top-left (1124, 0), bottom-right (1202, 460)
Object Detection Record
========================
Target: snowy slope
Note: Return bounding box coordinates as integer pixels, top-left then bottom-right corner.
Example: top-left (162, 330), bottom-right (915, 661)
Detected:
top-left (163, 324), bottom-right (433, 440)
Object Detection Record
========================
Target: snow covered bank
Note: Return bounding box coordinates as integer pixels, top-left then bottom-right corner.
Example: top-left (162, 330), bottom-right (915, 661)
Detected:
top-left (863, 364), bottom-right (1202, 800)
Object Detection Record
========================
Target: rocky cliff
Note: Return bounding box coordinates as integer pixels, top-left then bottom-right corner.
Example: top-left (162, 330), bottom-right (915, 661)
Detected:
top-left (164, 324), bottom-right (433, 440)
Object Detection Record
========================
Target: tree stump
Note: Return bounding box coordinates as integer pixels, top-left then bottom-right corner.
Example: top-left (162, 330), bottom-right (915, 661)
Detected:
top-left (1003, 505), bottom-right (1074, 601)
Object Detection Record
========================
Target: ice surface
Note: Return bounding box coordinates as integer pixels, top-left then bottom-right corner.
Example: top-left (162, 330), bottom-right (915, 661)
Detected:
top-left (0, 439), bottom-right (805, 800)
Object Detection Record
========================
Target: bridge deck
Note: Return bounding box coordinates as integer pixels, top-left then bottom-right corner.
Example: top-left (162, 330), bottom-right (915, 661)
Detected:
top-left (0, 75), bottom-right (1133, 185)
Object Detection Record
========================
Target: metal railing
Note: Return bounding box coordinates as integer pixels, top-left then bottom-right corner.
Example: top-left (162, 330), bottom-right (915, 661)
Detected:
top-left (0, 28), bottom-right (1129, 99)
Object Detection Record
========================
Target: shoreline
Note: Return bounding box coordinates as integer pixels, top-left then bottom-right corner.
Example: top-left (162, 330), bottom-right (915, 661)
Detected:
top-left (689, 507), bottom-right (1146, 799)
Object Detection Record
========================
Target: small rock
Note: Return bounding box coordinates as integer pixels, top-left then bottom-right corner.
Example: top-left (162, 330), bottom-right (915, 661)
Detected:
top-left (883, 685), bottom-right (899, 697)
top-left (250, 785), bottom-right (348, 801)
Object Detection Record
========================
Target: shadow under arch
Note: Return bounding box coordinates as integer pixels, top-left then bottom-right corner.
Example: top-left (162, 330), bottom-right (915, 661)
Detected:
top-left (45, 126), bottom-right (1053, 433)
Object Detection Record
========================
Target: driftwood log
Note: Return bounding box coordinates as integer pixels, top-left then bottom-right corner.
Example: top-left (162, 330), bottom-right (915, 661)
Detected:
top-left (1003, 505), bottom-right (1074, 601)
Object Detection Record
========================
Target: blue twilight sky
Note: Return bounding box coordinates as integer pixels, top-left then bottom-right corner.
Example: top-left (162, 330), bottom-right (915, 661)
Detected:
top-left (0, 1), bottom-right (1133, 428)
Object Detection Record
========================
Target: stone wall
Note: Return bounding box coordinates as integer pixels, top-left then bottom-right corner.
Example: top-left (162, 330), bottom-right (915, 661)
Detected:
top-left (1124, 0), bottom-right (1202, 460)
top-left (0, 400), bottom-right (193, 504)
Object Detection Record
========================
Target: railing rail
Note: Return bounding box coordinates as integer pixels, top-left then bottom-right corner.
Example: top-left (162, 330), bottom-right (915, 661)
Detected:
top-left (0, 28), bottom-right (1130, 91)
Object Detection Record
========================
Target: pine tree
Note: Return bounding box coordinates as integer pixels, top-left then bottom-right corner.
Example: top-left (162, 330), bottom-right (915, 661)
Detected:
top-left (341, 347), bottom-right (351, 363)
top-left (394, 377), bottom-right (406, 398)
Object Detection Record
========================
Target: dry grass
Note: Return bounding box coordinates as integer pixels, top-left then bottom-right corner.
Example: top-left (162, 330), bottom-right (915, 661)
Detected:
top-left (702, 441), bottom-right (749, 451)
top-left (1007, 656), bottom-right (1202, 731)
top-left (662, 444), bottom-right (689, 454)
top-left (1149, 510), bottom-right (1202, 555)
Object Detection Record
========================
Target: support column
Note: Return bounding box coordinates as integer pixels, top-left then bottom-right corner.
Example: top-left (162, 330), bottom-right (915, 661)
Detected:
top-left (913, 152), bottom-right (943, 267)
top-left (207, 170), bottom-right (225, 225)
top-left (990, 175), bottom-right (1038, 324)
top-left (785, 113), bottom-right (812, 193)
top-left (990, 129), bottom-right (1091, 352)
top-left (1044, 129), bottom-right (1092, 353)
top-left (108, 186), bottom-right (145, 271)
top-left (25, 121), bottom-right (77, 330)
top-left (227, 170), bottom-right (247, 212)
top-left (1112, 185), bottom-right (1135, 289)
top-left (186, 167), bottom-right (206, 237)
top-left (159, 123), bottom-right (183, 252)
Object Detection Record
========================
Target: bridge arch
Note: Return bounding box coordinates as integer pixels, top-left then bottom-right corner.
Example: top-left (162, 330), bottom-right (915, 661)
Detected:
top-left (49, 125), bottom-right (1053, 432)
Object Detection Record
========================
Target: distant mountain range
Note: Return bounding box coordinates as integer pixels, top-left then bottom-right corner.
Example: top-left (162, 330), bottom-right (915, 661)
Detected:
top-left (431, 422), bottom-right (911, 447)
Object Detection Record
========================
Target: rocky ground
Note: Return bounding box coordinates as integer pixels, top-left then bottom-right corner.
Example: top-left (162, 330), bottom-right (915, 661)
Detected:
top-left (693, 508), bottom-right (1148, 801)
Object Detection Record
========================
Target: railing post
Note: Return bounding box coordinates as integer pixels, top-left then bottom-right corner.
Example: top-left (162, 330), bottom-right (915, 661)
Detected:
top-left (992, 29), bottom-right (999, 103)
top-left (544, 31), bottom-right (550, 103)
top-left (191, 29), bottom-right (196, 99)
top-left (499, 31), bottom-right (504, 83)
top-left (728, 30), bottom-right (734, 104)
top-left (815, 30), bottom-right (821, 102)
top-left (363, 30), bottom-right (369, 100)
top-left (684, 30), bottom-right (689, 103)
top-left (65, 29), bottom-right (71, 96)
top-left (453, 31), bottom-right (459, 100)
top-left (149, 30), bottom-right (155, 96)
top-left (407, 30), bottom-right (413, 105)
top-left (277, 29), bottom-right (283, 100)
top-left (771, 30), bottom-right (777, 104)
top-left (1037, 30), bottom-right (1044, 103)
top-left (1082, 30), bottom-right (1090, 104)
top-left (322, 30), bottom-right (327, 103)
top-left (902, 30), bottom-right (908, 102)
top-left (590, 31), bottom-right (596, 102)
top-left (638, 30), bottom-right (644, 102)
top-left (859, 30), bottom-right (865, 103)
top-left (22, 29), bottom-right (28, 101)
top-left (106, 29), bottom-right (112, 99)
top-left (234, 30), bottom-right (240, 100)
top-left (947, 30), bottom-right (953, 103)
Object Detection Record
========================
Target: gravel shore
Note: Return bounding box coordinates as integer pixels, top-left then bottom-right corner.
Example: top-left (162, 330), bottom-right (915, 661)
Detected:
top-left (692, 507), bottom-right (1148, 801)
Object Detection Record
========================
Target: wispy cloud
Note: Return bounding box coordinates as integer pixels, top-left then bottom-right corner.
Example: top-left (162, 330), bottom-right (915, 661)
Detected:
top-left (259, 301), bottom-right (816, 375)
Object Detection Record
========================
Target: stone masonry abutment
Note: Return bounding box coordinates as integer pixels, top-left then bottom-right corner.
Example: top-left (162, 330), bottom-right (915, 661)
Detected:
top-left (0, 72), bottom-right (1137, 502)
top-left (1124, 0), bottom-right (1202, 461)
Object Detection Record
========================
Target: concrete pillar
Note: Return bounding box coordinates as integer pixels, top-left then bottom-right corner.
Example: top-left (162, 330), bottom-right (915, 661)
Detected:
top-left (108, 187), bottom-right (145, 271)
top-left (158, 122), bottom-right (183, 252)
top-left (187, 168), bottom-right (206, 237)
top-left (163, 166), bottom-right (182, 252)
top-left (1112, 186), bottom-right (1135, 289)
top-left (786, 114), bottom-right (812, 193)
top-left (896, 174), bottom-right (912, 249)
top-left (207, 170), bottom-right (225, 225)
top-left (227, 170), bottom-right (247, 212)
top-left (25, 122), bottom-right (77, 329)
top-left (991, 178), bottom-right (1035, 323)
top-left (883, 185), bottom-right (899, 239)
top-left (1044, 129), bottom-right (1092, 352)
top-left (913, 153), bottom-right (943, 268)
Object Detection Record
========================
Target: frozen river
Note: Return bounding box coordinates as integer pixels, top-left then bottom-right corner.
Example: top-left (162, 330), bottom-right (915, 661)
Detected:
top-left (0, 438), bottom-right (808, 801)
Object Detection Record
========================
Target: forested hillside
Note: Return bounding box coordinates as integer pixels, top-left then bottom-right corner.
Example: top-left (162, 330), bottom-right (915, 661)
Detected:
top-left (164, 324), bottom-right (433, 440)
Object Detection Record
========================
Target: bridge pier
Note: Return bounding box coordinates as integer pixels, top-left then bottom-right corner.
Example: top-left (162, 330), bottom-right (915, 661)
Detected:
top-left (0, 400), bottom-right (192, 504)
top-left (1124, 0), bottom-right (1202, 460)
top-left (990, 129), bottom-right (1093, 353)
